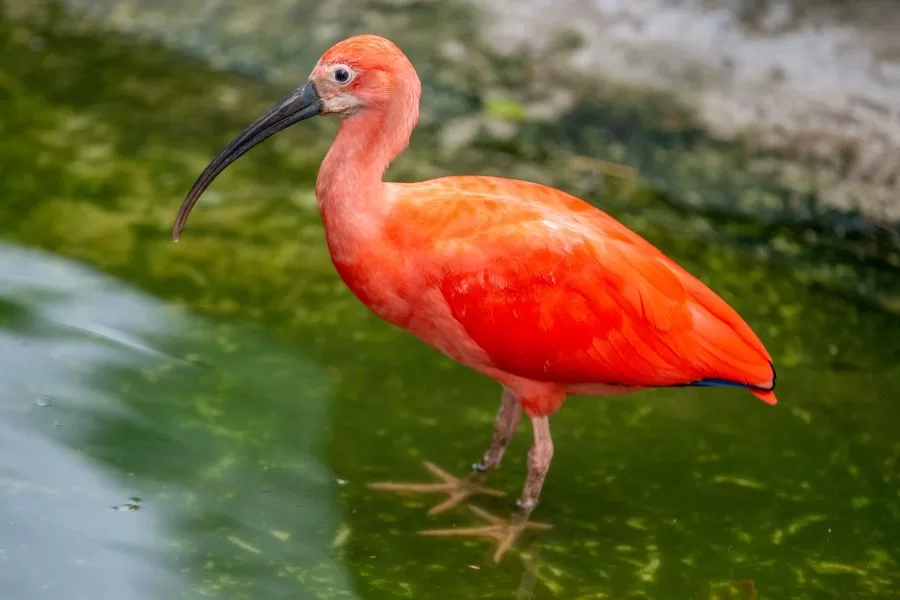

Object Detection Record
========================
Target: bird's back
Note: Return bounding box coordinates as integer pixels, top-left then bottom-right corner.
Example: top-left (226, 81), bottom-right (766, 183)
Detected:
top-left (382, 175), bottom-right (777, 404)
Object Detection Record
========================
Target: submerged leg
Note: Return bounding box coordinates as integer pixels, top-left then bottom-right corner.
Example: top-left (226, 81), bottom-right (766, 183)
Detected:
top-left (474, 388), bottom-right (522, 472)
top-left (517, 414), bottom-right (554, 511)
top-left (421, 411), bottom-right (557, 562)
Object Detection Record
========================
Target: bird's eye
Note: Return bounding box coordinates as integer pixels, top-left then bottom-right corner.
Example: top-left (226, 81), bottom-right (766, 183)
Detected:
top-left (334, 67), bottom-right (351, 84)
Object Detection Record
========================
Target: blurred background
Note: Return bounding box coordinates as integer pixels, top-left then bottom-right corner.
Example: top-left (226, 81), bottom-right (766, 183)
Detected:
top-left (1, 0), bottom-right (898, 598)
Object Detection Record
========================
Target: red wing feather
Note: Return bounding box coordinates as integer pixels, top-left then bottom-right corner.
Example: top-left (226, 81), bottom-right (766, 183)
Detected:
top-left (388, 176), bottom-right (775, 394)
top-left (438, 236), bottom-right (701, 386)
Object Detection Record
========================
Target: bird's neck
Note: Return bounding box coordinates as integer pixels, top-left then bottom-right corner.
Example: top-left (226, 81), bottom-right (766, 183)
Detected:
top-left (315, 106), bottom-right (415, 260)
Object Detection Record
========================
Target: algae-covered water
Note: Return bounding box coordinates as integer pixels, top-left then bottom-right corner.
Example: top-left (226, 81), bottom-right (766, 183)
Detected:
top-left (1, 3), bottom-right (899, 599)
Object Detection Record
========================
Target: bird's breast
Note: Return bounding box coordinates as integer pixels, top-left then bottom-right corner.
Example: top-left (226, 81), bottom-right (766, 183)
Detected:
top-left (327, 240), bottom-right (494, 372)
top-left (318, 194), bottom-right (412, 327)
top-left (329, 249), bottom-right (414, 329)
top-left (320, 197), bottom-right (495, 371)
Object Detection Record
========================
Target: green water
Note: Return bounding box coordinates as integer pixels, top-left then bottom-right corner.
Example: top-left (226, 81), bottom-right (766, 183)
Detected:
top-left (2, 4), bottom-right (899, 599)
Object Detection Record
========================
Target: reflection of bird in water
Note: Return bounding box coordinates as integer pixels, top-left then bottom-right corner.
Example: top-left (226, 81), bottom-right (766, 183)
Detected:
top-left (173, 34), bottom-right (778, 562)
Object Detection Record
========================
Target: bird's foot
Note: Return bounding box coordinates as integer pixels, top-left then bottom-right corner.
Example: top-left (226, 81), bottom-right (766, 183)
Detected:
top-left (367, 461), bottom-right (505, 515)
top-left (420, 505), bottom-right (552, 563)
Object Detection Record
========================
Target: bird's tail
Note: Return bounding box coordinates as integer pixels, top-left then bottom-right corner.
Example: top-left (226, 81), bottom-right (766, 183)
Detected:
top-left (676, 268), bottom-right (779, 406)
top-left (692, 371), bottom-right (777, 405)
top-left (750, 387), bottom-right (777, 405)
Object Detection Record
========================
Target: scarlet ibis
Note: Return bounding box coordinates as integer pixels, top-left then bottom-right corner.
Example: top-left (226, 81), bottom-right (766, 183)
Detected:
top-left (173, 34), bottom-right (777, 561)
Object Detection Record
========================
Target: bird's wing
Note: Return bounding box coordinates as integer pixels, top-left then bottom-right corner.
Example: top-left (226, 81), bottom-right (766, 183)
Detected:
top-left (386, 176), bottom-right (775, 396)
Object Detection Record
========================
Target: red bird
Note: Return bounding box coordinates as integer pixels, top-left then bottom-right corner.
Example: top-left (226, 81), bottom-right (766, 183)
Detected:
top-left (173, 34), bottom-right (777, 560)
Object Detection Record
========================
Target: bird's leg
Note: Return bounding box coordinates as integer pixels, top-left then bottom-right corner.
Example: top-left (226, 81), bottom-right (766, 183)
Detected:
top-left (473, 388), bottom-right (522, 472)
top-left (517, 414), bottom-right (554, 512)
top-left (421, 413), bottom-right (555, 562)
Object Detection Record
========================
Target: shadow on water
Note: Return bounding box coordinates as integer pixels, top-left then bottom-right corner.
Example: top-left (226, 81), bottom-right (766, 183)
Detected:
top-left (0, 2), bottom-right (899, 599)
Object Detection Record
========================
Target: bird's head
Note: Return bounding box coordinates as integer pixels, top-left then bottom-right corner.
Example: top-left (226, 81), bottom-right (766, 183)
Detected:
top-left (172, 34), bottom-right (420, 241)
top-left (311, 34), bottom-right (420, 117)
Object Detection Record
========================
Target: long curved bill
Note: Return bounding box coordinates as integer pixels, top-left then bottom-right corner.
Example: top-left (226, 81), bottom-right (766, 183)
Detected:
top-left (172, 80), bottom-right (321, 241)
